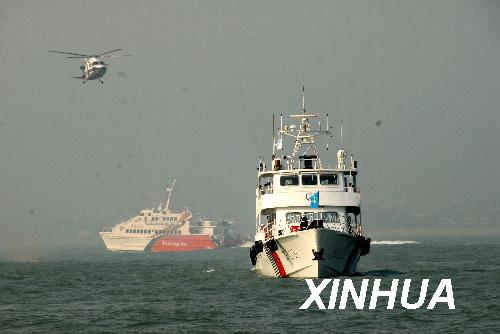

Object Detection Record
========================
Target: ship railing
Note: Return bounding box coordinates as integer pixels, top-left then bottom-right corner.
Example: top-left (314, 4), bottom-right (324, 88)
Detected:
top-left (259, 186), bottom-right (274, 195)
top-left (99, 226), bottom-right (113, 232)
top-left (343, 186), bottom-right (360, 193)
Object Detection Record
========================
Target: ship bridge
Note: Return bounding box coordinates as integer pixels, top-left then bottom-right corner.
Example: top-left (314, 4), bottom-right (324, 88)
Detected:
top-left (257, 167), bottom-right (360, 210)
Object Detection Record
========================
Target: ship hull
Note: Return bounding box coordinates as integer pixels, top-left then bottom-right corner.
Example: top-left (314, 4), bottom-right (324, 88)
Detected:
top-left (255, 229), bottom-right (366, 278)
top-left (147, 235), bottom-right (218, 252)
top-left (99, 232), bottom-right (152, 251)
top-left (100, 232), bottom-right (242, 252)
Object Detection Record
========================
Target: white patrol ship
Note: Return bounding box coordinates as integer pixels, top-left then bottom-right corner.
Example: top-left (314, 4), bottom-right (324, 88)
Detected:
top-left (250, 90), bottom-right (371, 278)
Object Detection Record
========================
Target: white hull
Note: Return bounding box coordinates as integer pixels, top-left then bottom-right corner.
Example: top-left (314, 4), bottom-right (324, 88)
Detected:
top-left (255, 229), bottom-right (361, 278)
top-left (99, 232), bottom-right (152, 251)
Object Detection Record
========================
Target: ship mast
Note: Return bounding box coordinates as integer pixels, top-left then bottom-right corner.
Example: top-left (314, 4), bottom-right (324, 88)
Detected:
top-left (165, 179), bottom-right (176, 211)
top-left (280, 87), bottom-right (331, 169)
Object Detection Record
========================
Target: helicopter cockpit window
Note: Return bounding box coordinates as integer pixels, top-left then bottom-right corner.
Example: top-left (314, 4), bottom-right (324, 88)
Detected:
top-left (92, 61), bottom-right (99, 65)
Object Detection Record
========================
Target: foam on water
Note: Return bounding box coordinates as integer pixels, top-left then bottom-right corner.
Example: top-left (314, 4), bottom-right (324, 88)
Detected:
top-left (371, 240), bottom-right (421, 245)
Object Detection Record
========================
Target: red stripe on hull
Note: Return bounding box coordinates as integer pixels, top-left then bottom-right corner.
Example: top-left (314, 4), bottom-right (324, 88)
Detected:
top-left (149, 235), bottom-right (217, 252)
top-left (271, 252), bottom-right (287, 277)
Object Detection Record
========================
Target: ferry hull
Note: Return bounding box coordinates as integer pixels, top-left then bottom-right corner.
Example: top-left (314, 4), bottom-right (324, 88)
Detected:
top-left (254, 229), bottom-right (368, 278)
top-left (99, 232), bottom-right (152, 252)
top-left (147, 235), bottom-right (217, 252)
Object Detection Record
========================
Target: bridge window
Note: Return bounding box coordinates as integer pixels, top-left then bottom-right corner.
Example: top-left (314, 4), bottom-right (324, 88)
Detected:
top-left (280, 175), bottom-right (299, 186)
top-left (302, 174), bottom-right (317, 185)
top-left (320, 174), bottom-right (338, 185)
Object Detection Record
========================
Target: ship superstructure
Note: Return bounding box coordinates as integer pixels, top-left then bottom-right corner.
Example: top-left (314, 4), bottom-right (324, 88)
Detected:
top-left (250, 90), bottom-right (371, 277)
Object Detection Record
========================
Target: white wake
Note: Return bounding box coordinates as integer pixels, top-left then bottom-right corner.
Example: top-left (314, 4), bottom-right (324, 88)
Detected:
top-left (371, 240), bottom-right (421, 245)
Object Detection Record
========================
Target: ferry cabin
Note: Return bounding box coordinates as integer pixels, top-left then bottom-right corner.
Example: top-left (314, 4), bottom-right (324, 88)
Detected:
top-left (108, 208), bottom-right (232, 238)
top-left (256, 157), bottom-right (361, 242)
top-left (109, 208), bottom-right (186, 237)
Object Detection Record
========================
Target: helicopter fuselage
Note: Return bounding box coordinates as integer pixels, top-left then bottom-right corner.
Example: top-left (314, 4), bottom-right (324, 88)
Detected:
top-left (81, 57), bottom-right (107, 81)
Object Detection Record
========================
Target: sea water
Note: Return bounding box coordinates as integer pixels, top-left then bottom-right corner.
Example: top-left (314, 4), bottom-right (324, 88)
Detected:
top-left (1, 241), bottom-right (499, 333)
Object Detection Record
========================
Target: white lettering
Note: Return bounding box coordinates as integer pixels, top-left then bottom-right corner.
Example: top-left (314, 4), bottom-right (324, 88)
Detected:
top-left (327, 279), bottom-right (340, 309)
top-left (427, 279), bottom-right (455, 309)
top-left (339, 279), bottom-right (369, 309)
top-left (369, 279), bottom-right (399, 309)
top-left (299, 279), bottom-right (331, 309)
top-left (401, 279), bottom-right (429, 309)
top-left (299, 278), bottom-right (455, 310)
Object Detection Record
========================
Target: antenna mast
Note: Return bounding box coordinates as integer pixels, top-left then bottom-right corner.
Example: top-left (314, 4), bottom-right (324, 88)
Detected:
top-left (302, 86), bottom-right (305, 114)
top-left (165, 179), bottom-right (176, 211)
top-left (272, 113), bottom-right (275, 155)
top-left (340, 120), bottom-right (343, 149)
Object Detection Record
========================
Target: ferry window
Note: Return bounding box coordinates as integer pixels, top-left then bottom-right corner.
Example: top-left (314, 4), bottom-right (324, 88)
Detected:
top-left (302, 174), bottom-right (317, 185)
top-left (303, 212), bottom-right (314, 222)
top-left (322, 212), bottom-right (338, 223)
top-left (320, 174), bottom-right (338, 185)
top-left (174, 217), bottom-right (177, 221)
top-left (280, 175), bottom-right (299, 186)
top-left (286, 212), bottom-right (301, 225)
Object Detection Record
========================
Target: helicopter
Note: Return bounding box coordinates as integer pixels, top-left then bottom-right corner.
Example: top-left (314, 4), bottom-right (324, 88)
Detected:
top-left (49, 49), bottom-right (128, 84)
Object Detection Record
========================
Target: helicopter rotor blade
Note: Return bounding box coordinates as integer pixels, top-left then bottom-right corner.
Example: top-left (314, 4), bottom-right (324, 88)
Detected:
top-left (49, 50), bottom-right (90, 57)
top-left (100, 54), bottom-right (132, 58)
top-left (66, 56), bottom-right (88, 59)
top-left (96, 49), bottom-right (123, 57)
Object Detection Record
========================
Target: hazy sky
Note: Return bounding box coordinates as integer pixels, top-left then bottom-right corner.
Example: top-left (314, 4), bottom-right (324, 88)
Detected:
top-left (0, 0), bottom-right (499, 247)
